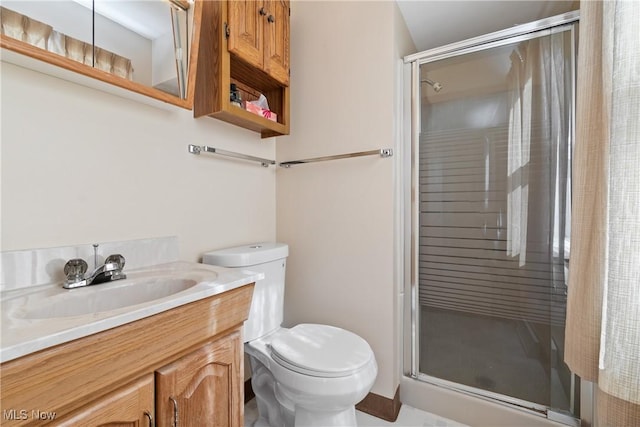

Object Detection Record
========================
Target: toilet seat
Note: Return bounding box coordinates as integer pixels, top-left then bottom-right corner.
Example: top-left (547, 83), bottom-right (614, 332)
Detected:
top-left (269, 324), bottom-right (373, 378)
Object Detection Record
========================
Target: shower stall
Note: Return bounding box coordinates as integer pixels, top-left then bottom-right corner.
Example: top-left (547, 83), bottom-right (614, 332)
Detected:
top-left (404, 11), bottom-right (581, 424)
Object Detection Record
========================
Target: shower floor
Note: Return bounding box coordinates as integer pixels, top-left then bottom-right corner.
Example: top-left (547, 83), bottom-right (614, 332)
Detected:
top-left (419, 306), bottom-right (569, 409)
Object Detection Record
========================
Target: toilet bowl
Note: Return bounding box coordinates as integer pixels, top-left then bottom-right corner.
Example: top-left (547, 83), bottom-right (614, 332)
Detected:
top-left (248, 324), bottom-right (377, 427)
top-left (203, 243), bottom-right (377, 427)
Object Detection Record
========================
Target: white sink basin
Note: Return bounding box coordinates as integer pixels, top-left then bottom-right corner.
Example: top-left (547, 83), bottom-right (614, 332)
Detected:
top-left (1, 261), bottom-right (263, 363)
top-left (22, 277), bottom-right (199, 319)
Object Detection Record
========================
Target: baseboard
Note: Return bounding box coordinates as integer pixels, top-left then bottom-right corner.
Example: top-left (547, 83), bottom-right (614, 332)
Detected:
top-left (245, 380), bottom-right (402, 422)
top-left (356, 387), bottom-right (402, 422)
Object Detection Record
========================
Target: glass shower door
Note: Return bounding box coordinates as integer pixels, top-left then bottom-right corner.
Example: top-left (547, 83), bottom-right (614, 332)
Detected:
top-left (413, 24), bottom-right (577, 419)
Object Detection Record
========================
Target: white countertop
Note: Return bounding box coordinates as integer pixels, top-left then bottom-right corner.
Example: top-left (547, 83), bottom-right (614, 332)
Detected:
top-left (0, 261), bottom-right (261, 363)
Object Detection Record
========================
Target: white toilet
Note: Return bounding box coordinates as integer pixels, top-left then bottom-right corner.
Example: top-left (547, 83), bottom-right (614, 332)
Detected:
top-left (203, 243), bottom-right (377, 427)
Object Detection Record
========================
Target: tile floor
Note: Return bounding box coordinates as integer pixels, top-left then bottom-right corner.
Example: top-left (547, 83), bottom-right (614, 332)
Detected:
top-left (244, 398), bottom-right (468, 427)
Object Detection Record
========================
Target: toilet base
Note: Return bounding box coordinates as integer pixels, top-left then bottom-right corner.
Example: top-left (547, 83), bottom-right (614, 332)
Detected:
top-left (250, 378), bottom-right (358, 427)
top-left (247, 352), bottom-right (366, 427)
top-left (293, 407), bottom-right (357, 427)
top-left (250, 359), bottom-right (288, 427)
top-left (250, 374), bottom-right (358, 427)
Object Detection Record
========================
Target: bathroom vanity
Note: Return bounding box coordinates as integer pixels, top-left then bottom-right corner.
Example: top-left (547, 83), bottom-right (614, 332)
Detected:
top-left (0, 262), bottom-right (258, 426)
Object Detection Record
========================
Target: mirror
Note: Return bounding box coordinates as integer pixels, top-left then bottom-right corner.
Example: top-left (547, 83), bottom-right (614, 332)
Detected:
top-left (0, 0), bottom-right (190, 99)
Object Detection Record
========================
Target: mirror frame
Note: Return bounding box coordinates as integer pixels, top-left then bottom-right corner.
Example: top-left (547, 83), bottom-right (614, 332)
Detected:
top-left (0, 0), bottom-right (203, 110)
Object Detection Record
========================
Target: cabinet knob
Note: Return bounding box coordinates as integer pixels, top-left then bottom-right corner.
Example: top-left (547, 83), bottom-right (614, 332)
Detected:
top-left (259, 7), bottom-right (267, 16)
top-left (267, 14), bottom-right (275, 23)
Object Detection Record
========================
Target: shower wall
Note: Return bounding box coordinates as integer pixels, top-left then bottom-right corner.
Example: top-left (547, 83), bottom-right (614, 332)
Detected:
top-left (419, 113), bottom-right (567, 326)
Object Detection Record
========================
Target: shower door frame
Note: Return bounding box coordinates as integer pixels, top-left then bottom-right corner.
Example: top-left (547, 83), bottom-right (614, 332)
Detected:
top-left (403, 10), bottom-right (582, 424)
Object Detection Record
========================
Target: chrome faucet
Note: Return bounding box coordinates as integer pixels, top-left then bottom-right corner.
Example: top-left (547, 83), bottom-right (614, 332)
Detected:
top-left (63, 254), bottom-right (127, 289)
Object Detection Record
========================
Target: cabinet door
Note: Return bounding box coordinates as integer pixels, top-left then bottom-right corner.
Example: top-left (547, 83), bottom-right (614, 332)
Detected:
top-left (263, 0), bottom-right (290, 86)
top-left (52, 374), bottom-right (154, 427)
top-left (155, 332), bottom-right (242, 427)
top-left (227, 0), bottom-right (264, 70)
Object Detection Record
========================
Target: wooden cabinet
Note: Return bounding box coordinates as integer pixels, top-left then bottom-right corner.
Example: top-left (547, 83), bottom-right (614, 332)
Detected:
top-left (52, 375), bottom-right (155, 427)
top-left (228, 0), bottom-right (290, 86)
top-left (156, 332), bottom-right (242, 427)
top-left (0, 284), bottom-right (254, 427)
top-left (51, 334), bottom-right (242, 427)
top-left (194, 0), bottom-right (290, 137)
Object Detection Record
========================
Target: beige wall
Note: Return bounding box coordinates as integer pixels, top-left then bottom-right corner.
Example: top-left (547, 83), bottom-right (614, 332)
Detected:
top-left (0, 62), bottom-right (276, 260)
top-left (1, 0), bottom-right (417, 403)
top-left (276, 1), bottom-right (415, 399)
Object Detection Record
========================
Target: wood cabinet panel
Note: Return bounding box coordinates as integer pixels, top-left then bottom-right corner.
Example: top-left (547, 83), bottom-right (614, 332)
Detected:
top-left (51, 375), bottom-right (154, 427)
top-left (155, 332), bottom-right (242, 427)
top-left (228, 0), bottom-right (263, 70)
top-left (263, 0), bottom-right (290, 86)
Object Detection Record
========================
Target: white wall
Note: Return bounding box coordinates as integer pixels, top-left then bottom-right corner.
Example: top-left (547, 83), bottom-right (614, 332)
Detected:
top-left (276, 1), bottom-right (415, 400)
top-left (0, 62), bottom-right (276, 261)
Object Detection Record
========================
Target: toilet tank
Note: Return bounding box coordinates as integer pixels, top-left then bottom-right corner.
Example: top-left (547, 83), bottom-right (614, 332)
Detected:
top-left (202, 243), bottom-right (288, 342)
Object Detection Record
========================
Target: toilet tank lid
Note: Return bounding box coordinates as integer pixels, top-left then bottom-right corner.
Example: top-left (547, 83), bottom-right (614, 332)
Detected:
top-left (203, 242), bottom-right (289, 267)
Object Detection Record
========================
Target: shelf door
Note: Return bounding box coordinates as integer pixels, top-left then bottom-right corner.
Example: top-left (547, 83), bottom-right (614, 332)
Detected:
top-left (263, 0), bottom-right (290, 86)
top-left (228, 0), bottom-right (264, 70)
top-left (155, 332), bottom-right (242, 427)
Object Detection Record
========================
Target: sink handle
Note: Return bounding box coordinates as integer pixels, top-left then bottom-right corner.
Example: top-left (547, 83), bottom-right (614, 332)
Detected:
top-left (63, 258), bottom-right (88, 282)
top-left (104, 254), bottom-right (126, 271)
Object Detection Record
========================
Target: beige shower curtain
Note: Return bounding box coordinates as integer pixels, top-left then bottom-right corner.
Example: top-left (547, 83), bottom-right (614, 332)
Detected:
top-left (564, 1), bottom-right (640, 426)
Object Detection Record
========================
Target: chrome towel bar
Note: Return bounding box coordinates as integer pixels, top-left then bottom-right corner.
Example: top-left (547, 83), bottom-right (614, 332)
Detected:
top-left (279, 148), bottom-right (393, 168)
top-left (188, 144), bottom-right (276, 168)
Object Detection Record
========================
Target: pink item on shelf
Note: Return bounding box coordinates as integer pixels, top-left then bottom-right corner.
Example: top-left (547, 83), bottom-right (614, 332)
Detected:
top-left (245, 102), bottom-right (277, 122)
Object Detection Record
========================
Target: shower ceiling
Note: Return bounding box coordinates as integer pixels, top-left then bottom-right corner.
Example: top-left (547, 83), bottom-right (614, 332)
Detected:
top-left (396, 0), bottom-right (578, 52)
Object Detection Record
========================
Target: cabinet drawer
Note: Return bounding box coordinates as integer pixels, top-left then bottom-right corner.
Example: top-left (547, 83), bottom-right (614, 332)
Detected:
top-left (52, 374), bottom-right (154, 427)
